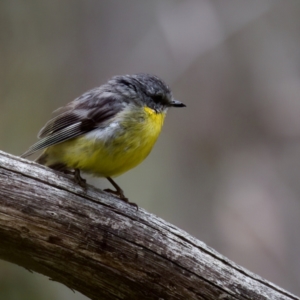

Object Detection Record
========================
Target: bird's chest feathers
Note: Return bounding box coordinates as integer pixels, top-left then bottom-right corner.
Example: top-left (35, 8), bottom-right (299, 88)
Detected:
top-left (90, 106), bottom-right (166, 176)
top-left (115, 106), bottom-right (166, 152)
top-left (140, 106), bottom-right (166, 140)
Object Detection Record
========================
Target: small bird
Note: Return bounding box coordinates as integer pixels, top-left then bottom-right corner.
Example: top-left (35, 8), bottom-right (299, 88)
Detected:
top-left (22, 73), bottom-right (185, 206)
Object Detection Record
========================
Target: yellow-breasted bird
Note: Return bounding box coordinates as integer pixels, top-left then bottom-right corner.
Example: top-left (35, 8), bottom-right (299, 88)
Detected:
top-left (22, 73), bottom-right (186, 206)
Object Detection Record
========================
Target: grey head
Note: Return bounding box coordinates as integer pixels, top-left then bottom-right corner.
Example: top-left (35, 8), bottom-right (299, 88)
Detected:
top-left (107, 73), bottom-right (186, 112)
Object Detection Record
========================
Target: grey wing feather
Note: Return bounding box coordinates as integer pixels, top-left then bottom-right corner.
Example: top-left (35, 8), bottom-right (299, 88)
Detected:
top-left (38, 88), bottom-right (119, 138)
top-left (21, 122), bottom-right (83, 158)
top-left (38, 112), bottom-right (82, 138)
top-left (21, 89), bottom-right (125, 158)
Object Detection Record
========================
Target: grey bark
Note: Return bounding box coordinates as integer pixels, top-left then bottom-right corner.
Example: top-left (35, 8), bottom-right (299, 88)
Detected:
top-left (0, 150), bottom-right (298, 300)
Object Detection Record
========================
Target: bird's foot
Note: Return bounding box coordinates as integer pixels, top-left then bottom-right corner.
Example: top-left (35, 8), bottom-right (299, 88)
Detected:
top-left (104, 188), bottom-right (138, 210)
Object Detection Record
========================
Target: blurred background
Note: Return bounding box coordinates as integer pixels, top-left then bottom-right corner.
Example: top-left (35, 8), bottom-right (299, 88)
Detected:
top-left (1, 0), bottom-right (300, 299)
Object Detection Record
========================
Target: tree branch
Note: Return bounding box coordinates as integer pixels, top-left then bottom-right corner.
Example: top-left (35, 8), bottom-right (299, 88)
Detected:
top-left (0, 150), bottom-right (298, 300)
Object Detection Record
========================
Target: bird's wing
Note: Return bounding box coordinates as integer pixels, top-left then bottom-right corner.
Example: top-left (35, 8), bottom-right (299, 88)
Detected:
top-left (21, 90), bottom-right (124, 158)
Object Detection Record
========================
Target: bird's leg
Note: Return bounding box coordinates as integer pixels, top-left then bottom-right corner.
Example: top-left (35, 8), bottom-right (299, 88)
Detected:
top-left (74, 169), bottom-right (87, 188)
top-left (104, 177), bottom-right (138, 209)
top-left (48, 163), bottom-right (86, 188)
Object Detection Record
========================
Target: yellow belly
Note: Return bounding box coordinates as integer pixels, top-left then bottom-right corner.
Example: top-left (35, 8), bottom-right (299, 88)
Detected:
top-left (44, 107), bottom-right (166, 177)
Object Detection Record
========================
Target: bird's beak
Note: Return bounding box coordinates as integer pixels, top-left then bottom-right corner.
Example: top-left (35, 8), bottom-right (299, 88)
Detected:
top-left (171, 99), bottom-right (186, 107)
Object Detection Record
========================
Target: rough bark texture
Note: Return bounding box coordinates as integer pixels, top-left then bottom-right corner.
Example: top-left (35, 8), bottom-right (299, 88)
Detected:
top-left (0, 150), bottom-right (298, 300)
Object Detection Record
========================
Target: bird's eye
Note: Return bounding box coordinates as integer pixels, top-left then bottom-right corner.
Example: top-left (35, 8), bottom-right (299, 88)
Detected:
top-left (152, 94), bottom-right (164, 103)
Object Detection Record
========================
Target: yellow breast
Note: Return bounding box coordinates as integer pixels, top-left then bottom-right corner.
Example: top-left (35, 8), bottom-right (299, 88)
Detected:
top-left (45, 106), bottom-right (166, 177)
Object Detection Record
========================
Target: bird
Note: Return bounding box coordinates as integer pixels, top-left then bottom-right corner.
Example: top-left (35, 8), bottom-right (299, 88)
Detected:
top-left (21, 73), bottom-right (186, 206)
